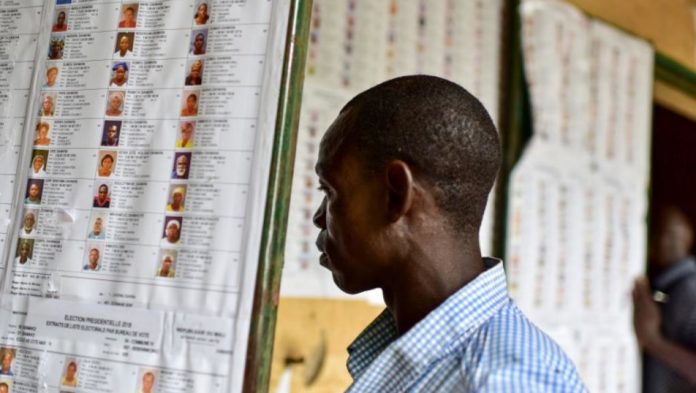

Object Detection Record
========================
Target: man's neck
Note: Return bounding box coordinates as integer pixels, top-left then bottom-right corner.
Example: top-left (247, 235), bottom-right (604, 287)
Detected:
top-left (381, 237), bottom-right (483, 335)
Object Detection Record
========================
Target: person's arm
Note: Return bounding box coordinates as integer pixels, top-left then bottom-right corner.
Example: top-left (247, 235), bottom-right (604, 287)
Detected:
top-left (633, 277), bottom-right (696, 384)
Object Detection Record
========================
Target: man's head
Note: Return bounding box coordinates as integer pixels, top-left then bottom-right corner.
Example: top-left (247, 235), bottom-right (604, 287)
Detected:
top-left (100, 154), bottom-right (114, 171)
top-left (193, 33), bottom-right (205, 51)
top-left (47, 67), bottom-right (59, 85)
top-left (41, 96), bottom-right (53, 112)
top-left (66, 361), bottom-right (77, 378)
top-left (49, 39), bottom-right (63, 58)
top-left (56, 11), bottom-right (66, 25)
top-left (18, 241), bottom-right (30, 259)
top-left (175, 154), bottom-right (189, 177)
top-left (313, 76), bottom-right (500, 294)
top-left (189, 60), bottom-right (203, 80)
top-left (170, 188), bottom-right (185, 209)
top-left (185, 94), bottom-right (197, 111)
top-left (28, 183), bottom-right (40, 200)
top-left (92, 217), bottom-right (103, 234)
top-left (165, 220), bottom-right (180, 243)
top-left (651, 206), bottom-right (694, 271)
top-left (89, 248), bottom-right (100, 267)
top-left (197, 3), bottom-right (208, 17)
top-left (1, 351), bottom-right (12, 372)
top-left (142, 371), bottom-right (155, 392)
top-left (124, 7), bottom-right (135, 21)
top-left (106, 124), bottom-right (119, 143)
top-left (36, 122), bottom-right (50, 138)
top-left (161, 255), bottom-right (173, 273)
top-left (118, 35), bottom-right (130, 53)
top-left (112, 62), bottom-right (128, 83)
top-left (97, 184), bottom-right (109, 201)
top-left (0, 382), bottom-right (8, 393)
top-left (24, 211), bottom-right (36, 230)
top-left (180, 122), bottom-right (194, 143)
top-left (108, 91), bottom-right (124, 112)
top-left (32, 155), bottom-right (45, 172)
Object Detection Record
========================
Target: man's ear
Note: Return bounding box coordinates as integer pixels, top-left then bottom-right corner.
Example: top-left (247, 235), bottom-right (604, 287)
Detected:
top-left (385, 160), bottom-right (414, 222)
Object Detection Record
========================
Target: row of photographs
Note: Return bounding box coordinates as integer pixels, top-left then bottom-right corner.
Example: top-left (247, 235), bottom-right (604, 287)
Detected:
top-left (51, 1), bottom-right (212, 31)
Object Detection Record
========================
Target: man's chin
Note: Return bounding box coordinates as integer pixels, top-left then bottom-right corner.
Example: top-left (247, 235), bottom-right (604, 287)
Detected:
top-left (331, 272), bottom-right (372, 295)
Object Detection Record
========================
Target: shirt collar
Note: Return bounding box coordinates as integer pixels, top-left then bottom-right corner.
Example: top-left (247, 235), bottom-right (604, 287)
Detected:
top-left (347, 258), bottom-right (510, 382)
top-left (653, 256), bottom-right (696, 290)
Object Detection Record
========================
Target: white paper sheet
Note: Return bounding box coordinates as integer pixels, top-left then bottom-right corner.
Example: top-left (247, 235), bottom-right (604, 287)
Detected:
top-left (507, 1), bottom-right (653, 391)
top-left (0, 0), bottom-right (292, 391)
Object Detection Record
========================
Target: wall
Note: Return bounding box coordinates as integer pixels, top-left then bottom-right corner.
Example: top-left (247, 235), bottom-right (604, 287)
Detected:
top-left (268, 299), bottom-right (383, 393)
top-left (566, 0), bottom-right (696, 71)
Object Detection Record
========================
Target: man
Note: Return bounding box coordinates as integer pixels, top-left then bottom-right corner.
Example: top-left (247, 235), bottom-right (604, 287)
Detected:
top-left (39, 95), bottom-right (54, 117)
top-left (102, 123), bottom-right (120, 146)
top-left (157, 254), bottom-right (175, 277)
top-left (185, 60), bottom-right (203, 86)
top-left (30, 154), bottom-right (47, 177)
top-left (190, 32), bottom-right (206, 55)
top-left (118, 6), bottom-right (137, 28)
top-left (22, 211), bottom-right (36, 235)
top-left (166, 187), bottom-right (185, 212)
top-left (633, 207), bottom-right (696, 392)
top-left (114, 34), bottom-right (133, 58)
top-left (171, 153), bottom-right (190, 179)
top-left (93, 184), bottom-right (111, 208)
top-left (139, 371), bottom-right (155, 393)
top-left (45, 66), bottom-right (59, 88)
top-left (52, 10), bottom-right (68, 32)
top-left (0, 382), bottom-right (8, 393)
top-left (105, 91), bottom-right (124, 116)
top-left (313, 76), bottom-right (585, 391)
top-left (161, 219), bottom-right (181, 245)
top-left (60, 361), bottom-right (78, 387)
top-left (110, 62), bottom-right (128, 87)
top-left (176, 122), bottom-right (194, 148)
top-left (34, 121), bottom-right (51, 145)
top-left (25, 182), bottom-right (42, 205)
top-left (88, 217), bottom-right (105, 239)
top-left (15, 240), bottom-right (32, 265)
top-left (83, 248), bottom-right (100, 271)
top-left (48, 38), bottom-right (64, 60)
top-left (0, 350), bottom-right (13, 376)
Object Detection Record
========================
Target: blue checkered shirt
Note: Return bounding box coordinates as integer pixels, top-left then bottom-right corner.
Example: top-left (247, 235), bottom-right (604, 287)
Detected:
top-left (346, 259), bottom-right (587, 392)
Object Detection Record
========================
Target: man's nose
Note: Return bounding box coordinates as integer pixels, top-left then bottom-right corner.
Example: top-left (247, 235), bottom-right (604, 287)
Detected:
top-left (313, 197), bottom-right (326, 229)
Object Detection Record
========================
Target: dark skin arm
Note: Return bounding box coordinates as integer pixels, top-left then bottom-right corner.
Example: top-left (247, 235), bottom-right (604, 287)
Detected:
top-left (633, 277), bottom-right (696, 384)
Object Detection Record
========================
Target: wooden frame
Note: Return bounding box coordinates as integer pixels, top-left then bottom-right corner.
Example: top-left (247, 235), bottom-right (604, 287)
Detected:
top-left (243, 0), bottom-right (313, 392)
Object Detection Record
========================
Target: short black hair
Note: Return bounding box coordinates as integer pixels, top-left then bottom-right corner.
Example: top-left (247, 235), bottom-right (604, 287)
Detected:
top-left (337, 75), bottom-right (500, 231)
top-left (101, 154), bottom-right (114, 164)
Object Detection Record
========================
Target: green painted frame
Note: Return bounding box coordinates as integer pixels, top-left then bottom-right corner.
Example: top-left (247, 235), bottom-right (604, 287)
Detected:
top-left (655, 52), bottom-right (696, 98)
top-left (242, 0), bottom-right (313, 392)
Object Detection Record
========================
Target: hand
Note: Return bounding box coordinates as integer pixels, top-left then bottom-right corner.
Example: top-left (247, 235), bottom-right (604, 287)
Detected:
top-left (632, 276), bottom-right (663, 351)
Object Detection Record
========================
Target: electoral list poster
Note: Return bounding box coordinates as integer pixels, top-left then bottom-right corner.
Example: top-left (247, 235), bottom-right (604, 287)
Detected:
top-left (506, 1), bottom-right (654, 392)
top-left (0, 0), bottom-right (291, 391)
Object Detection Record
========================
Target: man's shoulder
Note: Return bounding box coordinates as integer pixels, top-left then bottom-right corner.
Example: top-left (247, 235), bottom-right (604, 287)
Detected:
top-left (459, 302), bottom-right (586, 391)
